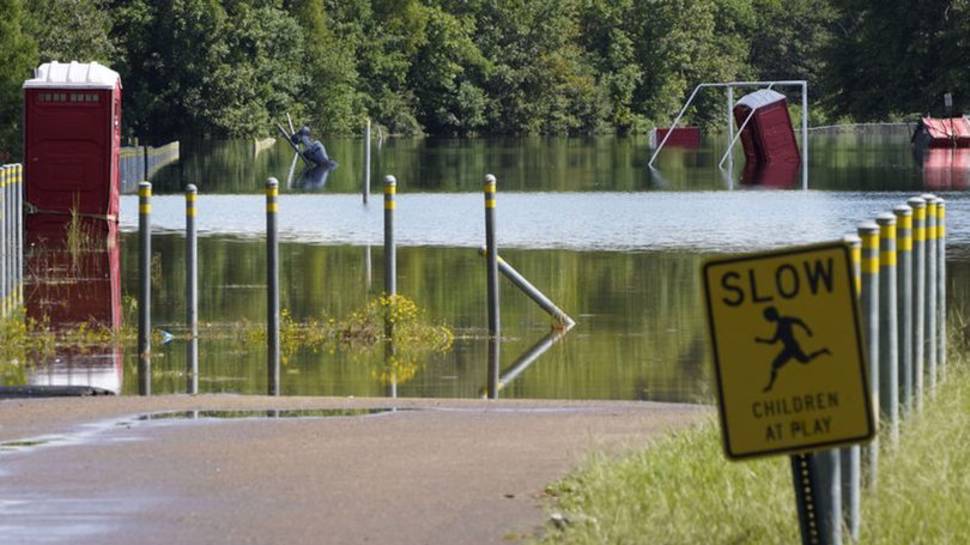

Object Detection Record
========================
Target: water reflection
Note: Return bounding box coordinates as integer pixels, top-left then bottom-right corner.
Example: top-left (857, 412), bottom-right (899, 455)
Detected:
top-left (921, 148), bottom-right (970, 190)
top-left (24, 215), bottom-right (123, 393)
top-left (143, 131), bottom-right (960, 195)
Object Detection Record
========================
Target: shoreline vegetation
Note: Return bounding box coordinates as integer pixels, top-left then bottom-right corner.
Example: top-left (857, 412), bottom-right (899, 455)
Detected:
top-left (3, 1), bottom-right (969, 160)
top-left (536, 320), bottom-right (970, 545)
top-left (0, 294), bottom-right (453, 388)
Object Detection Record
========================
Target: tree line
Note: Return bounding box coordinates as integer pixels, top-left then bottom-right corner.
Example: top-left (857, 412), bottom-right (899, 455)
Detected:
top-left (2, 0), bottom-right (969, 158)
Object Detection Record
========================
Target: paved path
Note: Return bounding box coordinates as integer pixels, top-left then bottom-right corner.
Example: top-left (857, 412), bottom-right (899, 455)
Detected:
top-left (0, 395), bottom-right (708, 545)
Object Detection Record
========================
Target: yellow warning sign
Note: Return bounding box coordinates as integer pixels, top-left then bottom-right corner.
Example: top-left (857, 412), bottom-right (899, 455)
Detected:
top-left (703, 241), bottom-right (875, 460)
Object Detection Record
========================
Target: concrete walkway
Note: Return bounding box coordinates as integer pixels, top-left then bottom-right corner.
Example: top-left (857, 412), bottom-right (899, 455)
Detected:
top-left (0, 395), bottom-right (708, 545)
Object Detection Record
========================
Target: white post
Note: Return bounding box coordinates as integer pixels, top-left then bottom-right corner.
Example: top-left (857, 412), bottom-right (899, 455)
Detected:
top-left (802, 82), bottom-right (809, 190)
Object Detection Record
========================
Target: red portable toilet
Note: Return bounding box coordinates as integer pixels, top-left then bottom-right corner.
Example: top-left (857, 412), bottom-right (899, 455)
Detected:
top-left (22, 61), bottom-right (122, 221)
top-left (733, 89), bottom-right (801, 166)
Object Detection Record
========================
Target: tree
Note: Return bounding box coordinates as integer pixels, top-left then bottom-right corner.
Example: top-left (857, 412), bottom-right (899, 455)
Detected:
top-left (0, 0), bottom-right (37, 160)
top-left (27, 0), bottom-right (117, 65)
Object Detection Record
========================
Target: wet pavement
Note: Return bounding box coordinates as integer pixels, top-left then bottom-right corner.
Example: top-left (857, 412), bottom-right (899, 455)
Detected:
top-left (0, 395), bottom-right (707, 545)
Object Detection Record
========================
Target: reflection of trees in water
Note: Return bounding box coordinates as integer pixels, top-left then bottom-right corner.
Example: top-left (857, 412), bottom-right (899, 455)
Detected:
top-left (120, 236), bottom-right (720, 400)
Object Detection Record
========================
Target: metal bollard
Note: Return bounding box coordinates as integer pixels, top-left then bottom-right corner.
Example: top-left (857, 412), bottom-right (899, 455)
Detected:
top-left (859, 222), bottom-right (879, 488)
top-left (936, 198), bottom-right (948, 382)
top-left (908, 197), bottom-right (926, 411)
top-left (893, 205), bottom-right (913, 415)
top-left (138, 181), bottom-right (152, 396)
top-left (876, 213), bottom-right (898, 444)
top-left (922, 194), bottom-right (937, 395)
top-left (363, 119), bottom-right (372, 204)
top-left (266, 178), bottom-right (280, 396)
top-left (186, 185), bottom-right (199, 394)
top-left (484, 174), bottom-right (500, 338)
top-left (1, 165), bottom-right (6, 318)
top-left (15, 164), bottom-right (22, 308)
top-left (840, 234), bottom-right (861, 541)
top-left (384, 176), bottom-right (396, 296)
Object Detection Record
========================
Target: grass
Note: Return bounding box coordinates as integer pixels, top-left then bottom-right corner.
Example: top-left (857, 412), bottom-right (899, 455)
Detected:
top-left (538, 326), bottom-right (970, 545)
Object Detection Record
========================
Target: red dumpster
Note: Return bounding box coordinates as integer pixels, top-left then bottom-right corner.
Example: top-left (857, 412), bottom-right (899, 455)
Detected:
top-left (733, 89), bottom-right (801, 165)
top-left (22, 61), bottom-right (122, 221)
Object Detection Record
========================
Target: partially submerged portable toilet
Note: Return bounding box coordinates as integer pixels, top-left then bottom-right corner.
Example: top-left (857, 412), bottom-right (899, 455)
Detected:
top-left (22, 61), bottom-right (122, 221)
top-left (733, 89), bottom-right (801, 166)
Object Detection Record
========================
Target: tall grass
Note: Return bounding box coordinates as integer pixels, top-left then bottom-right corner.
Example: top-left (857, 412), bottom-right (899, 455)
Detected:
top-left (540, 326), bottom-right (970, 545)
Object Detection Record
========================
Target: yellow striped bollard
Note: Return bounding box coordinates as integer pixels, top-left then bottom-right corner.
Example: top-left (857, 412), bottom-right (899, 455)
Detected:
top-left (907, 197), bottom-right (926, 410)
top-left (876, 213), bottom-right (898, 443)
top-left (936, 198), bottom-right (947, 381)
top-left (893, 205), bottom-right (913, 414)
top-left (266, 178), bottom-right (280, 396)
top-left (484, 174), bottom-right (500, 399)
top-left (186, 184), bottom-right (199, 394)
top-left (841, 233), bottom-right (861, 541)
top-left (384, 175), bottom-right (396, 295)
top-left (858, 221), bottom-right (880, 488)
top-left (138, 181), bottom-right (152, 395)
top-left (921, 194), bottom-right (938, 394)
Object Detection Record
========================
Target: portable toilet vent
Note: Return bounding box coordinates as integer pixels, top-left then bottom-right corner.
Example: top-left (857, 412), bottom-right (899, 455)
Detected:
top-left (22, 61), bottom-right (122, 221)
top-left (733, 89), bottom-right (801, 167)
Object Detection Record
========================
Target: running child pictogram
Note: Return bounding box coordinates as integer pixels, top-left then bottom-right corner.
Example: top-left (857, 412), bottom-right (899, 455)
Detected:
top-left (756, 306), bottom-right (832, 392)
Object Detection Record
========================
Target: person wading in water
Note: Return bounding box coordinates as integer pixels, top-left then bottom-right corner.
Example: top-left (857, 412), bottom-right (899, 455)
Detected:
top-left (756, 306), bottom-right (831, 392)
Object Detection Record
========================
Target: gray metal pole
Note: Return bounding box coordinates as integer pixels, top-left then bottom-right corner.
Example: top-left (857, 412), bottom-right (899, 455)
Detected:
top-left (859, 221), bottom-right (879, 487)
top-left (893, 205), bottom-right (913, 415)
top-left (908, 197), bottom-right (926, 411)
top-left (876, 213), bottom-right (898, 444)
top-left (840, 234), bottom-right (861, 540)
top-left (364, 119), bottom-right (371, 204)
top-left (485, 174), bottom-right (500, 338)
top-left (801, 82), bottom-right (809, 190)
top-left (936, 198), bottom-right (948, 381)
top-left (476, 248), bottom-right (575, 328)
top-left (186, 184), bottom-right (199, 394)
top-left (1, 165), bottom-right (7, 318)
top-left (384, 175), bottom-right (396, 296)
top-left (266, 178), bottom-right (280, 396)
top-left (922, 194), bottom-right (937, 395)
top-left (138, 181), bottom-right (152, 396)
top-left (792, 452), bottom-right (840, 545)
top-left (727, 87), bottom-right (734, 170)
top-left (15, 164), bottom-right (22, 309)
top-left (487, 337), bottom-right (500, 400)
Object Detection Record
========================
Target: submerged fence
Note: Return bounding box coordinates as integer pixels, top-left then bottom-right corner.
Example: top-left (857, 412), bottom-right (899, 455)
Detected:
top-left (120, 142), bottom-right (180, 194)
top-left (0, 164), bottom-right (23, 319)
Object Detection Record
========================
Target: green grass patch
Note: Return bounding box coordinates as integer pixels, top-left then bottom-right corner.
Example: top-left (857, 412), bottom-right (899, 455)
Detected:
top-left (540, 338), bottom-right (970, 544)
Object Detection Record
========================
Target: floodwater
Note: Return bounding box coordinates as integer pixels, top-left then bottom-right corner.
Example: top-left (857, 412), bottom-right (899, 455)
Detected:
top-left (16, 129), bottom-right (970, 402)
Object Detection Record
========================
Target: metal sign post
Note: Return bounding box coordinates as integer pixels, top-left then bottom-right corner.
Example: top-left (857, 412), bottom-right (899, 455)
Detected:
top-left (703, 241), bottom-right (875, 545)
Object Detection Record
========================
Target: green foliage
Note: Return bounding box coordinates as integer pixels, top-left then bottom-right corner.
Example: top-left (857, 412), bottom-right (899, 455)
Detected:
top-left (3, 0), bottom-right (968, 140)
top-left (27, 0), bottom-right (117, 64)
top-left (0, 0), bottom-right (37, 160)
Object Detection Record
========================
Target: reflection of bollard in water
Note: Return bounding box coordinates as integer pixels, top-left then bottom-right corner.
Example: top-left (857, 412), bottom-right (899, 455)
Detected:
top-left (908, 197), bottom-right (926, 411)
top-left (186, 184), bottom-right (199, 394)
top-left (922, 194), bottom-right (938, 396)
top-left (876, 213), bottom-right (898, 444)
top-left (936, 198), bottom-right (947, 381)
top-left (138, 181), bottom-right (152, 396)
top-left (840, 233), bottom-right (861, 541)
top-left (893, 205), bottom-right (913, 415)
top-left (266, 178), bottom-right (280, 396)
top-left (858, 221), bottom-right (880, 489)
